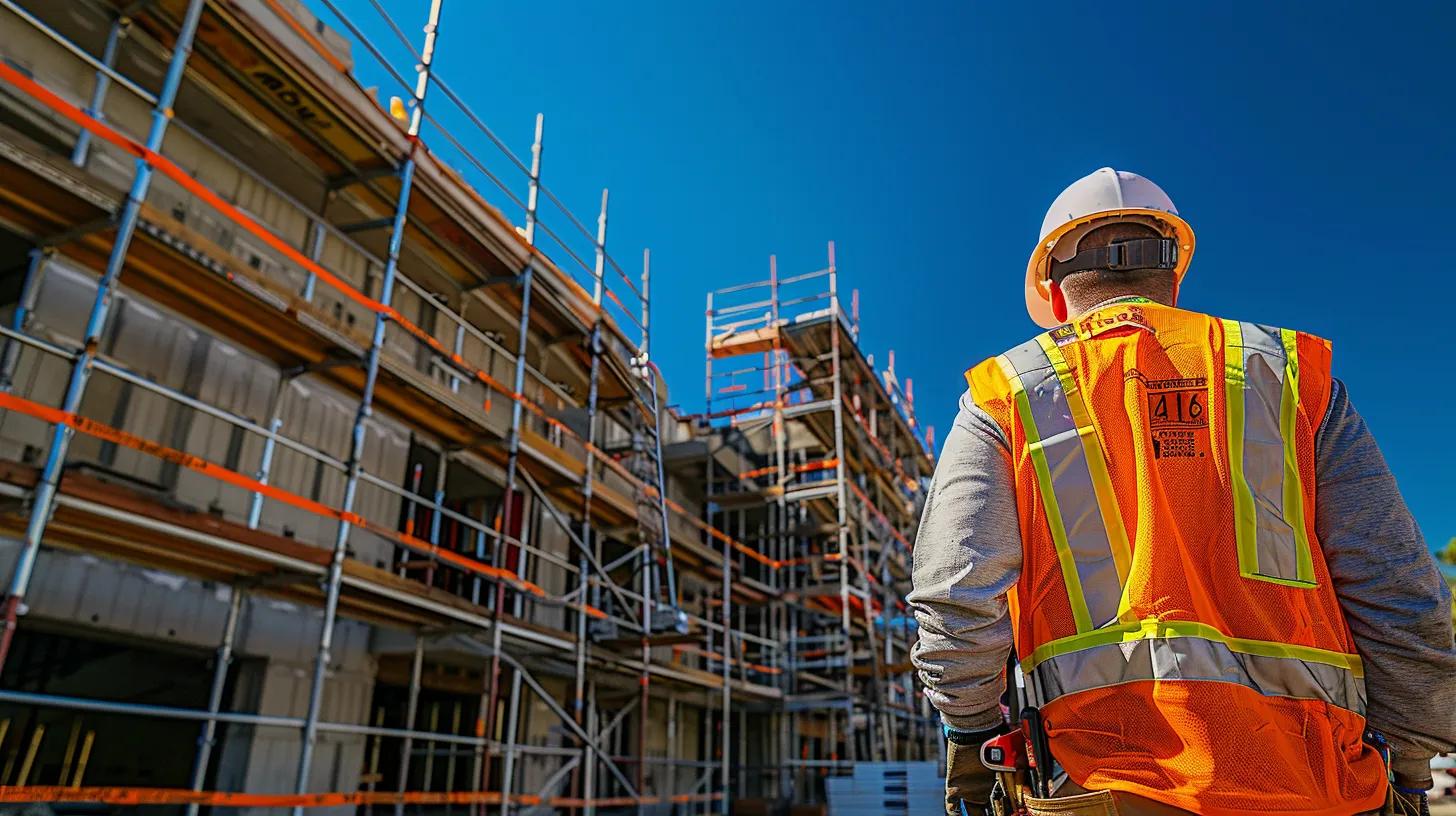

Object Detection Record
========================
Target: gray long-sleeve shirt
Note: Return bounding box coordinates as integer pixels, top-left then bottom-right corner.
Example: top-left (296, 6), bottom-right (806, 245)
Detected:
top-left (908, 378), bottom-right (1456, 786)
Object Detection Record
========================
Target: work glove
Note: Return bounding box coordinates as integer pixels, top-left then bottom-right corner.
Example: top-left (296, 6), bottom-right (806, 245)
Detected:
top-left (944, 723), bottom-right (1006, 816)
top-left (1385, 784), bottom-right (1430, 816)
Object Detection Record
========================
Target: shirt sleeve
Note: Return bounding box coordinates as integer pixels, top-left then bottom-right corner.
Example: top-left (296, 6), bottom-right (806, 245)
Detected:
top-left (1316, 379), bottom-right (1456, 788)
top-left (908, 388), bottom-right (1022, 731)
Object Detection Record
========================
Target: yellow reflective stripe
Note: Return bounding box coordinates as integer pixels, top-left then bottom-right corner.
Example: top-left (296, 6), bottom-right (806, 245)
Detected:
top-left (1221, 319), bottom-right (1261, 577)
top-left (996, 353), bottom-right (1094, 633)
top-left (1034, 334), bottom-right (1132, 591)
top-left (1280, 328), bottom-right (1315, 584)
top-left (1022, 617), bottom-right (1364, 678)
top-left (1026, 630), bottom-right (1366, 714)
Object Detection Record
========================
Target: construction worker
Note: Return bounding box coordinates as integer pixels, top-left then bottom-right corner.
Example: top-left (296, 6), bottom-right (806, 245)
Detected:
top-left (909, 168), bottom-right (1456, 816)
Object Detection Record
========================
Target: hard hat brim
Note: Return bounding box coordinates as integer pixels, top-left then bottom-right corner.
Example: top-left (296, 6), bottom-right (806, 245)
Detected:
top-left (1024, 208), bottom-right (1196, 329)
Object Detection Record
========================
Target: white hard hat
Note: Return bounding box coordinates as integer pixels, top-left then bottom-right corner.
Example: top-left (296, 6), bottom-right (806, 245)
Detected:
top-left (1025, 167), bottom-right (1195, 328)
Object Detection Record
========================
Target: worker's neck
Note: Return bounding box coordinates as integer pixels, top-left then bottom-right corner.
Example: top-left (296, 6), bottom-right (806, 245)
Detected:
top-left (1063, 282), bottom-right (1175, 318)
top-left (1070, 292), bottom-right (1168, 317)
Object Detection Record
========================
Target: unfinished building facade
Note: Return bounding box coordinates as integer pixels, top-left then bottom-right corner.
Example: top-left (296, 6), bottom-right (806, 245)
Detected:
top-left (0, 0), bottom-right (938, 812)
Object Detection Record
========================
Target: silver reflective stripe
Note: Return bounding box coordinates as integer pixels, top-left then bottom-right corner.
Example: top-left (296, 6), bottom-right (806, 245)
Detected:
top-left (1239, 324), bottom-right (1297, 578)
top-left (1227, 321), bottom-right (1313, 584)
top-left (1027, 635), bottom-right (1366, 716)
top-left (1003, 339), bottom-right (1121, 628)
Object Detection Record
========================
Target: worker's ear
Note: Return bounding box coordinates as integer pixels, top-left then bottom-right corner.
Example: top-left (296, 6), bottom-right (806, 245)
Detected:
top-left (1050, 280), bottom-right (1069, 323)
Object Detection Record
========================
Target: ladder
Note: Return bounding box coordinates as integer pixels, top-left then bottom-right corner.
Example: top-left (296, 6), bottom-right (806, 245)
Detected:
top-left (631, 355), bottom-right (686, 634)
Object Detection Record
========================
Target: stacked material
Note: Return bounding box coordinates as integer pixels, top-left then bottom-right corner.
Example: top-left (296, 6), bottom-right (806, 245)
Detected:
top-left (825, 762), bottom-right (942, 815)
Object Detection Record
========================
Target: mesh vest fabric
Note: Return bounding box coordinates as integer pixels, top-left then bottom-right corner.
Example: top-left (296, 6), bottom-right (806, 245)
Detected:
top-left (965, 302), bottom-right (1388, 815)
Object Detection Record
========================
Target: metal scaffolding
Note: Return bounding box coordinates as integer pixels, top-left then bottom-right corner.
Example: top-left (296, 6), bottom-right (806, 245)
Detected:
top-left (0, 0), bottom-right (209, 673)
top-left (0, 0), bottom-right (936, 811)
top-left (702, 244), bottom-right (937, 791)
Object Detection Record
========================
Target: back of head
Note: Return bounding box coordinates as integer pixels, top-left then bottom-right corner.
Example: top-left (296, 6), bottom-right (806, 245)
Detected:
top-left (1054, 221), bottom-right (1177, 313)
top-left (1024, 168), bottom-right (1196, 328)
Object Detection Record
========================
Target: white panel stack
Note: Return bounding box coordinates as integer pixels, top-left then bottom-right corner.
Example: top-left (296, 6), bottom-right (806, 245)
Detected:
top-left (825, 761), bottom-right (942, 816)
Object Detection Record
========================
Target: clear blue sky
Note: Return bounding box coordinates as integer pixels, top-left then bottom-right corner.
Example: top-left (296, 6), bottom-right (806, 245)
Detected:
top-left (330, 1), bottom-right (1455, 554)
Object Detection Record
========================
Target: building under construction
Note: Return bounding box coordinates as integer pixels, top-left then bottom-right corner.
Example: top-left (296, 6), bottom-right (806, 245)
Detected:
top-left (0, 0), bottom-right (937, 812)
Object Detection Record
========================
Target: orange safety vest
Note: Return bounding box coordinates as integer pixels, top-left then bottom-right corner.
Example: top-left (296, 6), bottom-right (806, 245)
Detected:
top-left (965, 299), bottom-right (1388, 816)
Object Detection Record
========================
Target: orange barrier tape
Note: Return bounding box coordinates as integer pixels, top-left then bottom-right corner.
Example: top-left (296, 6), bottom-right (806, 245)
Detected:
top-left (549, 793), bottom-right (723, 807)
top-left (0, 391), bottom-right (364, 528)
top-left (691, 400), bottom-right (775, 422)
top-left (736, 464), bottom-right (772, 481)
top-left (737, 457), bottom-right (838, 481)
top-left (0, 786), bottom-right (724, 807)
top-left (0, 62), bottom-right (784, 575)
top-left (0, 390), bottom-right (594, 609)
top-left (671, 644), bottom-right (782, 675)
top-left (0, 787), bottom-right (533, 807)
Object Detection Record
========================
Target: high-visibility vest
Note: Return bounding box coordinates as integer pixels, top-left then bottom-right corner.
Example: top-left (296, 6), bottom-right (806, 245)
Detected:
top-left (965, 300), bottom-right (1388, 816)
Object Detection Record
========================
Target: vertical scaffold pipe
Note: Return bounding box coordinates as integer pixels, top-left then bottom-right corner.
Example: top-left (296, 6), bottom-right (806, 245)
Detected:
top-left (499, 668), bottom-right (525, 815)
top-left (395, 635), bottom-right (425, 816)
top-left (499, 491), bottom-right (534, 815)
top-left (185, 586), bottom-right (246, 816)
top-left (0, 0), bottom-right (207, 676)
top-left (246, 414), bottom-right (284, 530)
top-left (70, 12), bottom-right (126, 167)
top-left (0, 248), bottom-right (53, 391)
top-left (572, 188), bottom-right (608, 808)
top-left (827, 240), bottom-right (857, 764)
top-left (583, 679), bottom-right (598, 816)
top-left (638, 248), bottom-right (658, 810)
top-left (481, 109), bottom-right (543, 802)
top-left (642, 251), bottom-right (678, 610)
top-left (292, 2), bottom-right (445, 806)
top-left (720, 516), bottom-right (731, 814)
top-left (702, 289), bottom-right (715, 816)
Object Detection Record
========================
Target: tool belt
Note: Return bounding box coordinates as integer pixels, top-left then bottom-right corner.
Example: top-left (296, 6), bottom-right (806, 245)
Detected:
top-left (984, 775), bottom-right (1145, 816)
top-left (975, 663), bottom-right (1414, 815)
top-left (993, 784), bottom-right (1415, 816)
top-left (978, 739), bottom-right (1415, 816)
top-left (1019, 789), bottom-right (1120, 816)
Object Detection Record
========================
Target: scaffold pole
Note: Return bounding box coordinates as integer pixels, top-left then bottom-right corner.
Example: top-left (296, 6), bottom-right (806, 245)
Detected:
top-left (0, 0), bottom-right (207, 676)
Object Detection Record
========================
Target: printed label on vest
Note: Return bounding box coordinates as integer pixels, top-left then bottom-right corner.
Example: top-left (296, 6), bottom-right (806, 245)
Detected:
top-left (1076, 304), bottom-right (1155, 340)
top-left (1127, 371), bottom-right (1210, 459)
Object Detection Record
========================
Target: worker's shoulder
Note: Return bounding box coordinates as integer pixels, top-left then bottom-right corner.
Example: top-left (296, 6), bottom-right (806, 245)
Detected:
top-left (963, 355), bottom-right (1006, 397)
top-left (1172, 304), bottom-right (1322, 339)
top-left (1199, 307), bottom-right (1335, 357)
top-left (962, 329), bottom-right (1060, 395)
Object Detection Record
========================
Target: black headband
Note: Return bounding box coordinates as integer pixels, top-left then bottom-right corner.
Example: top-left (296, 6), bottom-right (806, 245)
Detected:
top-left (1049, 237), bottom-right (1178, 284)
